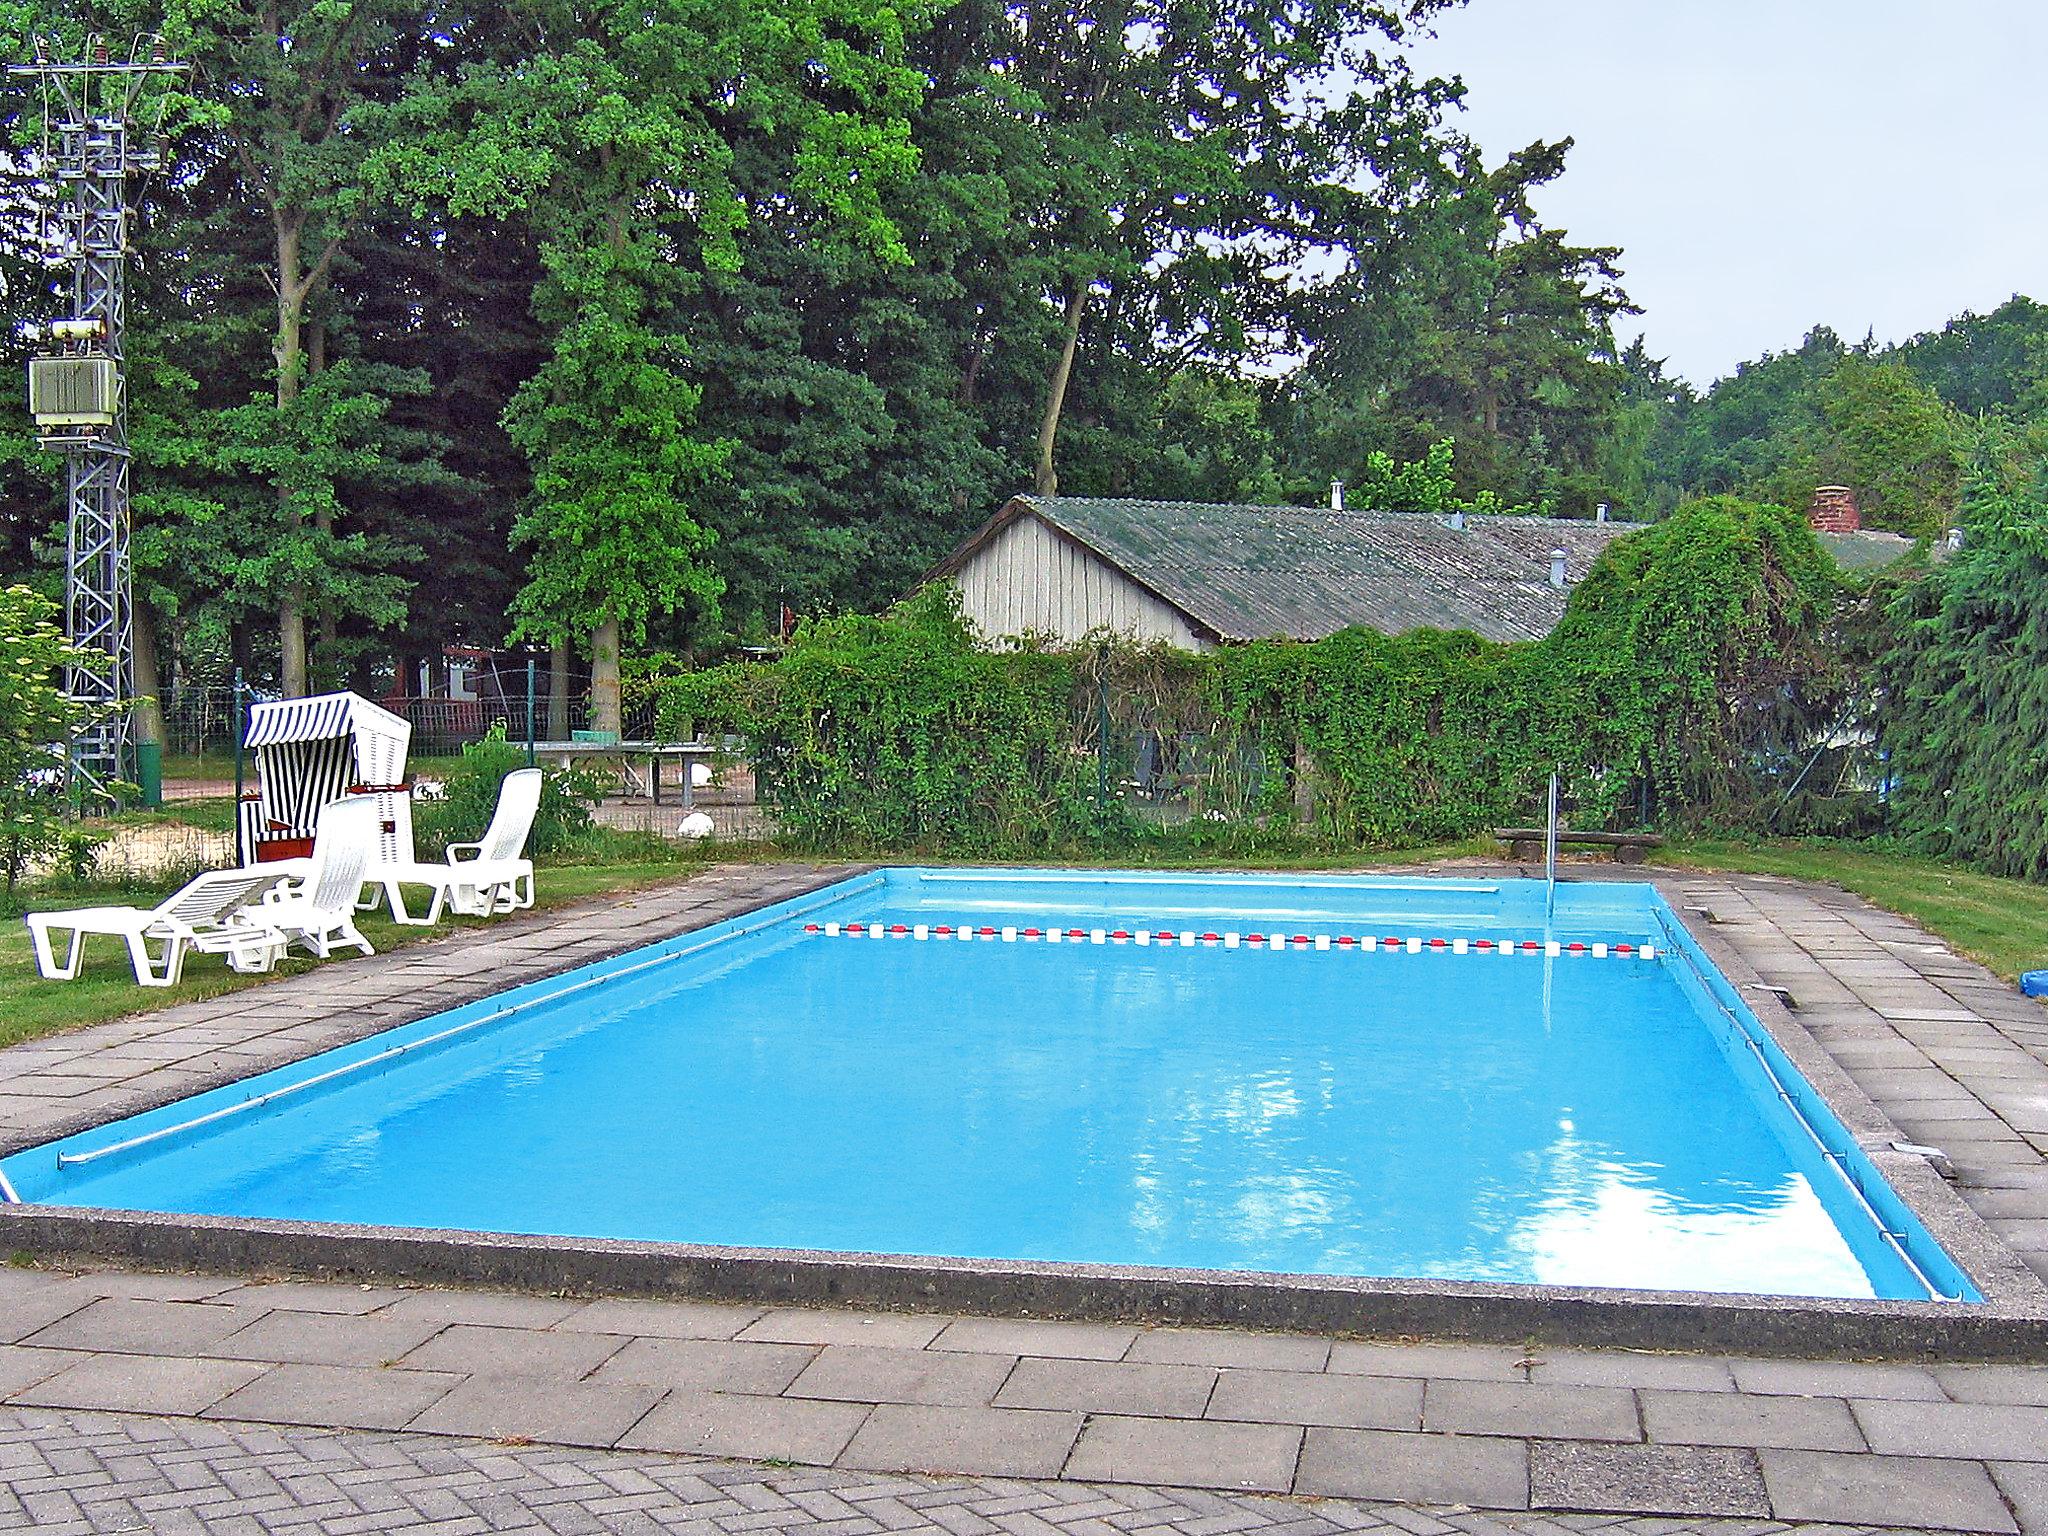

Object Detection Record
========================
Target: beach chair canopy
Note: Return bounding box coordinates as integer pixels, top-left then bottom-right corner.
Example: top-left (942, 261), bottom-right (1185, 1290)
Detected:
top-left (241, 691), bottom-right (412, 862)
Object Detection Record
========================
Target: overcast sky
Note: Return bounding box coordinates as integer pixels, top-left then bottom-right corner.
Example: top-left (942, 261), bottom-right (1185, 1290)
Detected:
top-left (1404, 2), bottom-right (2048, 386)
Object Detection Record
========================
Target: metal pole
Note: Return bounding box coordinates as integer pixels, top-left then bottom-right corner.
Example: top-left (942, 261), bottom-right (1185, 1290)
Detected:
top-left (1095, 652), bottom-right (1110, 834)
top-left (231, 668), bottom-right (246, 866)
top-left (525, 658), bottom-right (537, 767)
top-left (1545, 770), bottom-right (1560, 925)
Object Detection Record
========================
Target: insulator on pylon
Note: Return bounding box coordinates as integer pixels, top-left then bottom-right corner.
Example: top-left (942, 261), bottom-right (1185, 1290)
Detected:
top-left (31, 35), bottom-right (49, 65)
top-left (91, 39), bottom-right (109, 66)
top-left (150, 39), bottom-right (168, 65)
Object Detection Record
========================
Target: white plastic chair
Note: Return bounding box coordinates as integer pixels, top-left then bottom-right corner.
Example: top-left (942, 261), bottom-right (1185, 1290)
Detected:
top-left (25, 869), bottom-right (292, 988)
top-left (255, 797), bottom-right (381, 958)
top-left (374, 768), bottom-right (541, 925)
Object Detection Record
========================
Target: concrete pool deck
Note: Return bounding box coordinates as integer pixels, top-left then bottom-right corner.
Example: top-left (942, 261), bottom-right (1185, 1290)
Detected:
top-left (3, 861), bottom-right (2048, 1532)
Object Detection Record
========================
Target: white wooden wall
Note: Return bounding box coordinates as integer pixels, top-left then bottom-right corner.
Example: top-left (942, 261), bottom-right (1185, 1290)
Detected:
top-left (946, 513), bottom-right (1212, 651)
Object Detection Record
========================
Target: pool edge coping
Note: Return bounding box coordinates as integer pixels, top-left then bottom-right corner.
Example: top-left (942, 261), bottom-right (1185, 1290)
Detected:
top-left (4, 861), bottom-right (2046, 1362)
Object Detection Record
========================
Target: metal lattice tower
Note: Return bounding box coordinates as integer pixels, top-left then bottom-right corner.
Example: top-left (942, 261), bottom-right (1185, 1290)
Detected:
top-left (12, 35), bottom-right (183, 801)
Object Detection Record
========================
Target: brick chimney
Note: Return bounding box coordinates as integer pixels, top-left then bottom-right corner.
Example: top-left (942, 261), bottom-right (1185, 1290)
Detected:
top-left (1808, 485), bottom-right (1860, 533)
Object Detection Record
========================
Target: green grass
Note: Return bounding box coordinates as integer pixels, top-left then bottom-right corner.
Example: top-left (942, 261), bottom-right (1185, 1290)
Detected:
top-left (1657, 838), bottom-right (2048, 983)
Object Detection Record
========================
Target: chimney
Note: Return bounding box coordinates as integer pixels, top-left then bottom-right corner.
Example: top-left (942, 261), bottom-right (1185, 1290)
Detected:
top-left (1549, 549), bottom-right (1568, 589)
top-left (1596, 502), bottom-right (1610, 523)
top-left (1329, 480), bottom-right (1344, 511)
top-left (1447, 509), bottom-right (1465, 531)
top-left (1807, 485), bottom-right (1861, 533)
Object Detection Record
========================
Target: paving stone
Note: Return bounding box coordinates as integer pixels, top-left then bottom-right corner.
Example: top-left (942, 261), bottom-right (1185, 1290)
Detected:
top-left (592, 1337), bottom-right (817, 1395)
top-left (1066, 1416), bottom-right (1302, 1493)
top-left (0, 1344), bottom-right (89, 1397)
top-left (929, 1317), bottom-right (1138, 1361)
top-left (555, 1298), bottom-right (767, 1340)
top-left (39, 1270), bottom-right (244, 1303)
top-left (1852, 1398), bottom-right (2048, 1461)
top-left (353, 1289), bottom-right (587, 1330)
top-left (737, 1309), bottom-right (949, 1350)
top-left (202, 1362), bottom-right (463, 1430)
top-left (1725, 1358), bottom-right (1946, 1401)
top-left (1422, 1380), bottom-right (1638, 1443)
top-left (1936, 1365), bottom-right (2048, 1407)
top-left (203, 1280), bottom-right (414, 1316)
top-left (204, 1309), bottom-right (446, 1368)
top-left (787, 1345), bottom-right (1016, 1407)
top-left (1639, 1389), bottom-right (1863, 1451)
top-left (1125, 1329), bottom-right (1331, 1372)
top-left (995, 1356), bottom-right (1215, 1418)
top-left (399, 1322), bottom-right (627, 1380)
top-left (1327, 1341), bottom-right (1531, 1383)
top-left (10, 1353), bottom-right (268, 1415)
top-left (838, 1405), bottom-right (1082, 1479)
top-left (1991, 1461), bottom-right (2048, 1536)
top-left (408, 1373), bottom-right (661, 1448)
top-left (1208, 1368), bottom-right (1422, 1430)
top-left (1529, 1441), bottom-right (1768, 1517)
top-left (23, 1297), bottom-right (254, 1356)
top-left (1295, 1428), bottom-right (1529, 1509)
top-left (0, 1283), bottom-right (95, 1345)
top-left (620, 1389), bottom-right (872, 1464)
top-left (1530, 1352), bottom-right (1736, 1393)
top-left (1759, 1449), bottom-right (2017, 1532)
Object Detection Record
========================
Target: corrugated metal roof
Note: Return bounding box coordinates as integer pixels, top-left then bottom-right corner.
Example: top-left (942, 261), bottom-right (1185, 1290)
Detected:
top-left (1818, 530), bottom-right (1918, 571)
top-left (967, 496), bottom-right (1641, 644)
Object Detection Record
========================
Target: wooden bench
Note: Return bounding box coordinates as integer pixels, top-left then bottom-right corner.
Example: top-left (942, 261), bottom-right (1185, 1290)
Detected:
top-left (1494, 828), bottom-right (1665, 865)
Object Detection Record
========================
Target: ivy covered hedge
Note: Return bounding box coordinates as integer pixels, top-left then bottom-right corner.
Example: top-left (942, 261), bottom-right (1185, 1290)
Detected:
top-left (1882, 429), bottom-right (2048, 880)
top-left (656, 498), bottom-right (1849, 855)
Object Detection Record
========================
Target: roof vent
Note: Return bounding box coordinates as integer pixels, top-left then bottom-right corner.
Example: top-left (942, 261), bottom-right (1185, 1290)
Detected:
top-left (1549, 549), bottom-right (1568, 589)
top-left (1596, 502), bottom-right (1610, 523)
top-left (1446, 509), bottom-right (1465, 531)
top-left (1329, 480), bottom-right (1344, 511)
top-left (1945, 527), bottom-right (1964, 551)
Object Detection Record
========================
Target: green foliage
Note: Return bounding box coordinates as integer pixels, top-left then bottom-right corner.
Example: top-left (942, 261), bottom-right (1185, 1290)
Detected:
top-left (1881, 424), bottom-right (2048, 880)
top-left (659, 500), bottom-right (1839, 852)
top-left (413, 726), bottom-right (604, 858)
top-left (0, 586), bottom-right (105, 888)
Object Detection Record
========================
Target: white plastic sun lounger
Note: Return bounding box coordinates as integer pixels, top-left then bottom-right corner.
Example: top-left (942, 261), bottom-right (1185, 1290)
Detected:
top-left (256, 796), bottom-right (382, 958)
top-left (25, 868), bottom-right (292, 988)
top-left (370, 768), bottom-right (541, 926)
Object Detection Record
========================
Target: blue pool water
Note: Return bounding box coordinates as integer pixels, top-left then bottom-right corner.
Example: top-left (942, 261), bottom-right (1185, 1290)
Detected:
top-left (2, 870), bottom-right (1976, 1302)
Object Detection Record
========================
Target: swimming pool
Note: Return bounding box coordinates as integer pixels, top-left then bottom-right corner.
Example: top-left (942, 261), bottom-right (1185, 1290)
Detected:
top-left (0, 869), bottom-right (1977, 1303)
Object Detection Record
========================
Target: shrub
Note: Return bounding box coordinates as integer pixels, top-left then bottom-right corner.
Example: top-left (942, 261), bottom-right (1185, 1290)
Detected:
top-left (0, 586), bottom-right (110, 889)
top-left (414, 726), bottom-right (605, 858)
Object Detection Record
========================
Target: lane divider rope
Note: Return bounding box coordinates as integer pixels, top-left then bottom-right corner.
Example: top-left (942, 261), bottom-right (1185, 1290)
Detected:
top-left (801, 921), bottom-right (1657, 959)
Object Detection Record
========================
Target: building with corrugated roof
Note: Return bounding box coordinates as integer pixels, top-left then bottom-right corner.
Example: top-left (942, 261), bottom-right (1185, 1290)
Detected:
top-left (924, 494), bottom-right (1639, 651)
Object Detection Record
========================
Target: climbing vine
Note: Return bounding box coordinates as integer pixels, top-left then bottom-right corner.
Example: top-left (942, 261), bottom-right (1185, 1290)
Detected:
top-left (657, 499), bottom-right (1850, 854)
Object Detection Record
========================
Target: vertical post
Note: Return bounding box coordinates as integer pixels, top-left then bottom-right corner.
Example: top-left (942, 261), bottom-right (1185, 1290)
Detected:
top-left (231, 668), bottom-right (246, 867)
top-left (525, 658), bottom-right (537, 767)
top-left (1095, 650), bottom-right (1110, 835)
top-left (1544, 770), bottom-right (1560, 924)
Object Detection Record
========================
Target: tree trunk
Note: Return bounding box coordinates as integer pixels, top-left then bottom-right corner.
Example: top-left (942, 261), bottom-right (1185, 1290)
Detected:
top-left (131, 600), bottom-right (167, 749)
top-left (548, 639), bottom-right (571, 738)
top-left (275, 214), bottom-right (309, 696)
top-left (590, 618), bottom-right (622, 736)
top-left (1032, 279), bottom-right (1090, 496)
top-left (308, 319), bottom-right (338, 691)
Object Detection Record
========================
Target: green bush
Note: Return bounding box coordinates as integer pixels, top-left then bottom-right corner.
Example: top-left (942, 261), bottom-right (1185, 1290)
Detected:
top-left (0, 586), bottom-right (111, 889)
top-left (414, 727), bottom-right (605, 858)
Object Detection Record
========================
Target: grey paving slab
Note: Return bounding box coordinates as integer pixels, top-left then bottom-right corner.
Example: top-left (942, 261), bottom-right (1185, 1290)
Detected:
top-left (203, 1309), bottom-right (446, 1367)
top-left (556, 1297), bottom-right (767, 1340)
top-left (407, 1372), bottom-right (662, 1448)
top-left (1065, 1416), bottom-right (1302, 1493)
top-left (22, 1296), bottom-right (251, 1357)
top-left (1724, 1359), bottom-right (1946, 1401)
top-left (10, 1352), bottom-right (267, 1415)
top-left (1422, 1380), bottom-right (1639, 1443)
top-left (1296, 1427), bottom-right (1530, 1509)
top-left (1936, 1365), bottom-right (2048, 1407)
top-left (786, 1344), bottom-right (1017, 1408)
top-left (738, 1309), bottom-right (950, 1350)
top-left (1125, 1329), bottom-right (1331, 1372)
top-left (376, 1288), bottom-right (587, 1330)
top-left (1991, 1462), bottom-right (2048, 1536)
top-left (398, 1321), bottom-right (626, 1380)
top-left (620, 1390), bottom-right (872, 1464)
top-left (0, 1344), bottom-right (88, 1398)
top-left (204, 1280), bottom-right (414, 1315)
top-left (1208, 1368), bottom-right (1422, 1430)
top-left (1531, 1351), bottom-right (1737, 1393)
top-left (1851, 1399), bottom-right (2048, 1461)
top-left (202, 1362), bottom-right (464, 1430)
top-left (1758, 1449), bottom-right (2017, 1533)
top-left (837, 1404), bottom-right (1083, 1479)
top-left (995, 1357), bottom-right (1216, 1418)
top-left (1529, 1442), bottom-right (1768, 1518)
top-left (593, 1337), bottom-right (818, 1395)
top-left (1639, 1391), bottom-right (1864, 1452)
top-left (929, 1317), bottom-right (1139, 1361)
top-left (1327, 1342), bottom-right (1532, 1383)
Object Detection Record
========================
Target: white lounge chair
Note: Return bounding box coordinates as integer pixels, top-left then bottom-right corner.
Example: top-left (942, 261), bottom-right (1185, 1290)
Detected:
top-left (256, 797), bottom-right (382, 958)
top-left (25, 868), bottom-right (293, 988)
top-left (371, 768), bottom-right (542, 926)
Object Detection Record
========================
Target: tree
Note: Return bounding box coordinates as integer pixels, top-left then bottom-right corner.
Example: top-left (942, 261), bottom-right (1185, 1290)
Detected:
top-left (0, 584), bottom-right (105, 885)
